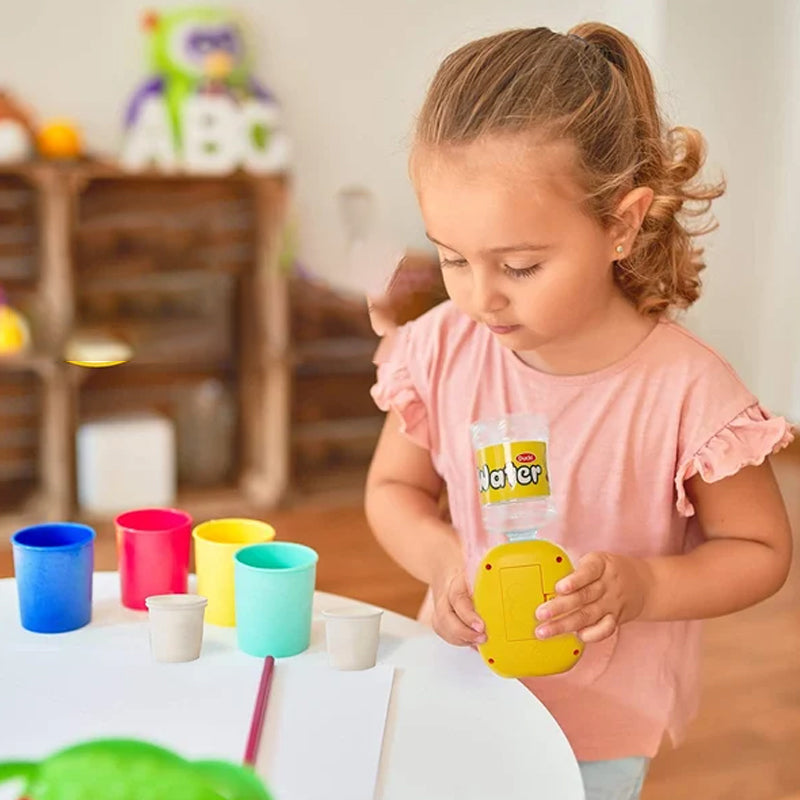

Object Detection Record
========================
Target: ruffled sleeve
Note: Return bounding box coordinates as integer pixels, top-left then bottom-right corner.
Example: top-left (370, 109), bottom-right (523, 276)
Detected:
top-left (370, 324), bottom-right (431, 450)
top-left (675, 403), bottom-right (795, 516)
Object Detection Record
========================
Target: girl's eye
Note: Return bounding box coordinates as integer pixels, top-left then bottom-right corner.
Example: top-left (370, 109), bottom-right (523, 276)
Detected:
top-left (438, 259), bottom-right (542, 277)
top-left (504, 264), bottom-right (542, 279)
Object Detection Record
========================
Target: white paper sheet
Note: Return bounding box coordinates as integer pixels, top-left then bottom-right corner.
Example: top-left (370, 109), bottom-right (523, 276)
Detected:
top-left (257, 652), bottom-right (395, 800)
top-left (0, 645), bottom-right (261, 763)
top-left (0, 645), bottom-right (394, 800)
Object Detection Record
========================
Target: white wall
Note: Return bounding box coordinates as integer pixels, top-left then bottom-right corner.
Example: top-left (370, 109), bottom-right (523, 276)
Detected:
top-left (2, 0), bottom-right (797, 415)
top-left (662, 0), bottom-right (800, 417)
top-left (754, 0), bottom-right (800, 419)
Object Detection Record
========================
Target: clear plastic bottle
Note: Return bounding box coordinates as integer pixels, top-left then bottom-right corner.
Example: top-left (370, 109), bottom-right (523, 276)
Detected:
top-left (176, 379), bottom-right (236, 486)
top-left (470, 412), bottom-right (557, 542)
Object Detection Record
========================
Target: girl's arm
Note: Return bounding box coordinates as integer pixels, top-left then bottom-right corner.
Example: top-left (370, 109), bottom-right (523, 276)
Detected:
top-left (365, 409), bottom-right (485, 645)
top-left (534, 460), bottom-right (792, 642)
top-left (639, 460), bottom-right (792, 620)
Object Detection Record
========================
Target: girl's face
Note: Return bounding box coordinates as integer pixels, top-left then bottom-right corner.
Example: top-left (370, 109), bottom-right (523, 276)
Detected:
top-left (414, 135), bottom-right (626, 355)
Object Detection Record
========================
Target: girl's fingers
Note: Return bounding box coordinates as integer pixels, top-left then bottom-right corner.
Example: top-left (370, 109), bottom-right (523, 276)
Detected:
top-left (536, 578), bottom-right (604, 622)
top-left (450, 583), bottom-right (485, 634)
top-left (554, 552), bottom-right (606, 594)
top-left (434, 605), bottom-right (486, 646)
top-left (535, 600), bottom-right (606, 640)
top-left (577, 613), bottom-right (618, 643)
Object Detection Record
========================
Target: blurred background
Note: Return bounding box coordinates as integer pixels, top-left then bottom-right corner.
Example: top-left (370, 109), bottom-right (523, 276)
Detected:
top-left (0, 2), bottom-right (797, 798)
top-left (3, 0), bottom-right (799, 412)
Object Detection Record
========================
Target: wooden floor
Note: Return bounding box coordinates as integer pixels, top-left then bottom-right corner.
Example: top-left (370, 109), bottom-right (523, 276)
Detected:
top-left (2, 445), bottom-right (798, 799)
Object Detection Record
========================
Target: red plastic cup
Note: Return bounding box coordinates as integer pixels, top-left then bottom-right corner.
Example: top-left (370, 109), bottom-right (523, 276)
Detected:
top-left (115, 508), bottom-right (192, 610)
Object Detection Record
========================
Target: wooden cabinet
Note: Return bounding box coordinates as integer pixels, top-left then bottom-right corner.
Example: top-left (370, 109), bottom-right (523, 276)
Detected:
top-left (0, 163), bottom-right (290, 534)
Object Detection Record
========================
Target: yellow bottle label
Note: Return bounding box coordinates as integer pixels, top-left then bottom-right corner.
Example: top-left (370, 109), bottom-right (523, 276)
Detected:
top-left (475, 440), bottom-right (550, 505)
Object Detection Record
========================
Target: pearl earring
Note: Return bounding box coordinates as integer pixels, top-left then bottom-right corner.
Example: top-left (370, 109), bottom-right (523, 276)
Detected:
top-left (615, 244), bottom-right (624, 255)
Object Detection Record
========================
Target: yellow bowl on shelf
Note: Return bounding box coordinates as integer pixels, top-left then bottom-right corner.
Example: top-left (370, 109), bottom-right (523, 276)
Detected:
top-left (64, 334), bottom-right (133, 368)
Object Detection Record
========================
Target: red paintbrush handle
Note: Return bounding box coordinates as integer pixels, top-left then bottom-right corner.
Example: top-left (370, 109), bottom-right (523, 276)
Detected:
top-left (243, 656), bottom-right (275, 766)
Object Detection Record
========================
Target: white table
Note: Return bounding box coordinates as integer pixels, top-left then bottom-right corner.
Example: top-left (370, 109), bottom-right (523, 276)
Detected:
top-left (0, 572), bottom-right (584, 800)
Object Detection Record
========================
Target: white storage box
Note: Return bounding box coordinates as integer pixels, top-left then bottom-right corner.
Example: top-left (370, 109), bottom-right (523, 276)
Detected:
top-left (76, 413), bottom-right (176, 515)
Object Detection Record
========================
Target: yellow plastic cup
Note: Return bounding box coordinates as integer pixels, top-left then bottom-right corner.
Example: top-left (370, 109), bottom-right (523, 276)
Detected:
top-left (192, 518), bottom-right (276, 626)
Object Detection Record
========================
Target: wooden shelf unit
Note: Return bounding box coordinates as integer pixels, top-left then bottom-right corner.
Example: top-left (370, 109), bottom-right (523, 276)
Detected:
top-left (286, 250), bottom-right (446, 495)
top-left (0, 162), bottom-right (290, 534)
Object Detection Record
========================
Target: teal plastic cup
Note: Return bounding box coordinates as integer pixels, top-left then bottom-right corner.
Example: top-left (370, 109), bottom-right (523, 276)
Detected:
top-left (234, 542), bottom-right (319, 658)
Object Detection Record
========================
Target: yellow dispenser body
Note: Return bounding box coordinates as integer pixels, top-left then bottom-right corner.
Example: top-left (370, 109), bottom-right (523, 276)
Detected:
top-left (473, 539), bottom-right (584, 678)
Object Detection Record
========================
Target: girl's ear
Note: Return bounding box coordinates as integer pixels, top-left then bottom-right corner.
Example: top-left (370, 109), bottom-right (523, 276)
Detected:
top-left (609, 186), bottom-right (654, 256)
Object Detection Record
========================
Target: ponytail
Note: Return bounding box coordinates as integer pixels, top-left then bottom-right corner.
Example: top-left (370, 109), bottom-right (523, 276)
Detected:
top-left (569, 22), bottom-right (725, 314)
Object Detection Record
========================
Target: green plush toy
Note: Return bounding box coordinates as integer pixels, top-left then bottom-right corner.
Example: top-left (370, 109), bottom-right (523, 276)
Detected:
top-left (0, 739), bottom-right (273, 800)
top-left (131, 8), bottom-right (265, 143)
top-left (122, 7), bottom-right (289, 173)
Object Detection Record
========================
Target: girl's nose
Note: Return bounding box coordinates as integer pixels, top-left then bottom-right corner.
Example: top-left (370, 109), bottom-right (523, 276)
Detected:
top-left (472, 268), bottom-right (509, 315)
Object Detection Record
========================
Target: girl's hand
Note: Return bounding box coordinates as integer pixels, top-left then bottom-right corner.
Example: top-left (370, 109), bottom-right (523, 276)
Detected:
top-left (534, 552), bottom-right (652, 643)
top-left (430, 564), bottom-right (487, 647)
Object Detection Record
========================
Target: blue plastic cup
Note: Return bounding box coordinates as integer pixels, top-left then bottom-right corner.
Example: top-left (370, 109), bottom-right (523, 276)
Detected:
top-left (234, 542), bottom-right (318, 658)
top-left (12, 522), bottom-right (96, 633)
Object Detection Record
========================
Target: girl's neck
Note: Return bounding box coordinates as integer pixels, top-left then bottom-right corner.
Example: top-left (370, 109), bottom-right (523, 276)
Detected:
top-left (514, 290), bottom-right (657, 376)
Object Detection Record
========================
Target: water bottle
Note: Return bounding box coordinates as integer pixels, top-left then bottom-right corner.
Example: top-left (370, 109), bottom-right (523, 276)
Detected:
top-left (470, 412), bottom-right (557, 541)
top-left (471, 413), bottom-right (583, 678)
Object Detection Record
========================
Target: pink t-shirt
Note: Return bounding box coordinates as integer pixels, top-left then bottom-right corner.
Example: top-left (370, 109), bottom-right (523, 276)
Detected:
top-left (371, 300), bottom-right (793, 761)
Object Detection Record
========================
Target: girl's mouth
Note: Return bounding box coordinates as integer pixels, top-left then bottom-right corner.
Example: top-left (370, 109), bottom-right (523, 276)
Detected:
top-left (487, 323), bottom-right (521, 335)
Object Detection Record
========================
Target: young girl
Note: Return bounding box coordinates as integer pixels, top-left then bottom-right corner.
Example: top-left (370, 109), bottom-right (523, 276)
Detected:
top-left (364, 21), bottom-right (794, 800)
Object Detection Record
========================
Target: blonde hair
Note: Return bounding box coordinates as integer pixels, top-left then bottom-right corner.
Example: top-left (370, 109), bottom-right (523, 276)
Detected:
top-left (413, 23), bottom-right (725, 315)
